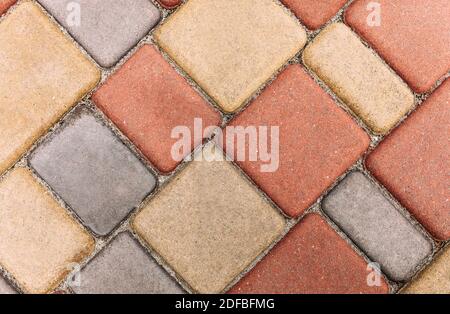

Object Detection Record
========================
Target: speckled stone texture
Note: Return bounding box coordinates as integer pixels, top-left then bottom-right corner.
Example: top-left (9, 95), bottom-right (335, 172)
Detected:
top-left (0, 0), bottom-right (15, 15)
top-left (0, 168), bottom-right (94, 294)
top-left (30, 109), bottom-right (156, 236)
top-left (229, 214), bottom-right (389, 294)
top-left (281, 0), bottom-right (347, 30)
top-left (402, 246), bottom-right (450, 294)
top-left (38, 0), bottom-right (161, 68)
top-left (70, 233), bottom-right (184, 294)
top-left (154, 0), bottom-right (307, 112)
top-left (0, 1), bottom-right (100, 175)
top-left (323, 172), bottom-right (432, 282)
top-left (0, 276), bottom-right (16, 294)
top-left (303, 23), bottom-right (414, 134)
top-left (132, 144), bottom-right (286, 293)
top-left (227, 64), bottom-right (369, 217)
top-left (93, 45), bottom-right (221, 173)
top-left (345, 0), bottom-right (450, 93)
top-left (366, 79), bottom-right (450, 241)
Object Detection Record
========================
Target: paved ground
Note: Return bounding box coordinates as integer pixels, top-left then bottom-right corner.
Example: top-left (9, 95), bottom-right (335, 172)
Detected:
top-left (0, 0), bottom-right (448, 294)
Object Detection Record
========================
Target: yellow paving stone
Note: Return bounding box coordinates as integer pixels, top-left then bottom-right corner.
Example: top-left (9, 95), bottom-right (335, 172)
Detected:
top-left (0, 1), bottom-right (100, 174)
top-left (132, 144), bottom-right (286, 293)
top-left (402, 246), bottom-right (450, 294)
top-left (303, 23), bottom-right (414, 134)
top-left (0, 168), bottom-right (95, 294)
top-left (154, 0), bottom-right (307, 113)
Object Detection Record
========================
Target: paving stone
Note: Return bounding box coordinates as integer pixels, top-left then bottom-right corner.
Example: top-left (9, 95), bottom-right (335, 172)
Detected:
top-left (366, 79), bottom-right (450, 240)
top-left (402, 246), bottom-right (450, 294)
top-left (0, 276), bottom-right (16, 294)
top-left (0, 0), bottom-right (15, 15)
top-left (30, 109), bottom-right (156, 236)
top-left (154, 0), bottom-right (307, 112)
top-left (92, 45), bottom-right (221, 173)
top-left (229, 214), bottom-right (389, 294)
top-left (38, 0), bottom-right (160, 68)
top-left (0, 168), bottom-right (94, 294)
top-left (227, 64), bottom-right (369, 218)
top-left (345, 0), bottom-right (450, 93)
top-left (132, 144), bottom-right (286, 293)
top-left (71, 233), bottom-right (184, 294)
top-left (303, 23), bottom-right (414, 134)
top-left (323, 172), bottom-right (432, 282)
top-left (157, 0), bottom-right (182, 9)
top-left (0, 2), bottom-right (100, 175)
top-left (281, 0), bottom-right (347, 30)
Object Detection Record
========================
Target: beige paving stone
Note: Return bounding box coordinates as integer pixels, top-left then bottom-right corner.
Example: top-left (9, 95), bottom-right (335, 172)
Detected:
top-left (0, 168), bottom-right (95, 294)
top-left (0, 1), bottom-right (100, 174)
top-left (303, 23), bottom-right (414, 134)
top-left (402, 246), bottom-right (450, 294)
top-left (154, 0), bottom-right (307, 112)
top-left (132, 144), bottom-right (286, 293)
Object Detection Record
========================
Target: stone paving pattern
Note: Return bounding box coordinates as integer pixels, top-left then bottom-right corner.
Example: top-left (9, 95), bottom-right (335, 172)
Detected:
top-left (0, 0), bottom-right (448, 294)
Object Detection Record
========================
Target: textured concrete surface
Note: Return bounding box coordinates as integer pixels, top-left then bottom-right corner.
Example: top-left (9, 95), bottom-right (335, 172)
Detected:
top-left (38, 0), bottom-right (160, 68)
top-left (229, 214), bottom-right (389, 294)
top-left (71, 233), bottom-right (184, 294)
top-left (345, 0), bottom-right (450, 93)
top-left (366, 79), bottom-right (450, 241)
top-left (93, 45), bottom-right (221, 173)
top-left (323, 172), bottom-right (432, 282)
top-left (0, 1), bottom-right (100, 175)
top-left (281, 0), bottom-right (347, 30)
top-left (228, 65), bottom-right (369, 217)
top-left (0, 0), bottom-right (15, 15)
top-left (403, 246), bottom-right (450, 294)
top-left (132, 144), bottom-right (286, 293)
top-left (157, 0), bottom-right (181, 9)
top-left (0, 276), bottom-right (16, 294)
top-left (303, 23), bottom-right (414, 134)
top-left (30, 109), bottom-right (156, 236)
top-left (0, 168), bottom-right (94, 294)
top-left (154, 0), bottom-right (307, 112)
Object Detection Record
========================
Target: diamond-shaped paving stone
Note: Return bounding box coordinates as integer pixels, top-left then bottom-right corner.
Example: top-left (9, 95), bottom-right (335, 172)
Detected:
top-left (0, 2), bottom-right (100, 175)
top-left (93, 45), bottom-right (221, 173)
top-left (0, 168), bottom-right (94, 294)
top-left (229, 214), bottom-right (389, 294)
top-left (30, 109), bottom-right (156, 236)
top-left (132, 144), bottom-right (286, 293)
top-left (154, 0), bottom-right (307, 112)
top-left (38, 0), bottom-right (161, 68)
top-left (323, 172), bottom-right (432, 282)
top-left (70, 233), bottom-right (184, 294)
top-left (0, 275), bottom-right (16, 294)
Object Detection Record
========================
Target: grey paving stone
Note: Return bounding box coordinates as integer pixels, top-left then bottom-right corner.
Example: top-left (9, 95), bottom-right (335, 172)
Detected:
top-left (322, 171), bottom-right (432, 282)
top-left (0, 275), bottom-right (16, 294)
top-left (70, 232), bottom-right (184, 294)
top-left (30, 109), bottom-right (156, 236)
top-left (38, 0), bottom-right (160, 67)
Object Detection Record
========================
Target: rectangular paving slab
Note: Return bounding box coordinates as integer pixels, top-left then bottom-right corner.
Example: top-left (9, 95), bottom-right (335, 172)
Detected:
top-left (323, 171), bottom-right (432, 282)
top-left (70, 232), bottom-right (184, 294)
top-left (30, 109), bottom-right (157, 236)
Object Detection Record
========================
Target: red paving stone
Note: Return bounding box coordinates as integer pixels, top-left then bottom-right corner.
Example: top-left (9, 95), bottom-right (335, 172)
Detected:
top-left (345, 0), bottom-right (450, 93)
top-left (366, 79), bottom-right (450, 241)
top-left (0, 0), bottom-right (15, 15)
top-left (157, 0), bottom-right (182, 9)
top-left (92, 44), bottom-right (221, 173)
top-left (281, 0), bottom-right (347, 30)
top-left (229, 214), bottom-right (389, 294)
top-left (226, 64), bottom-right (369, 218)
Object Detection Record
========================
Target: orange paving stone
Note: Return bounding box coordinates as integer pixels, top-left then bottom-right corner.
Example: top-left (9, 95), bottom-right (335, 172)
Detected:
top-left (229, 214), bottom-right (389, 294)
top-left (366, 79), bottom-right (450, 241)
top-left (0, 168), bottom-right (94, 294)
top-left (227, 64), bottom-right (369, 217)
top-left (281, 0), bottom-right (348, 30)
top-left (345, 0), bottom-right (450, 93)
top-left (0, 1), bottom-right (100, 175)
top-left (0, 0), bottom-right (15, 15)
